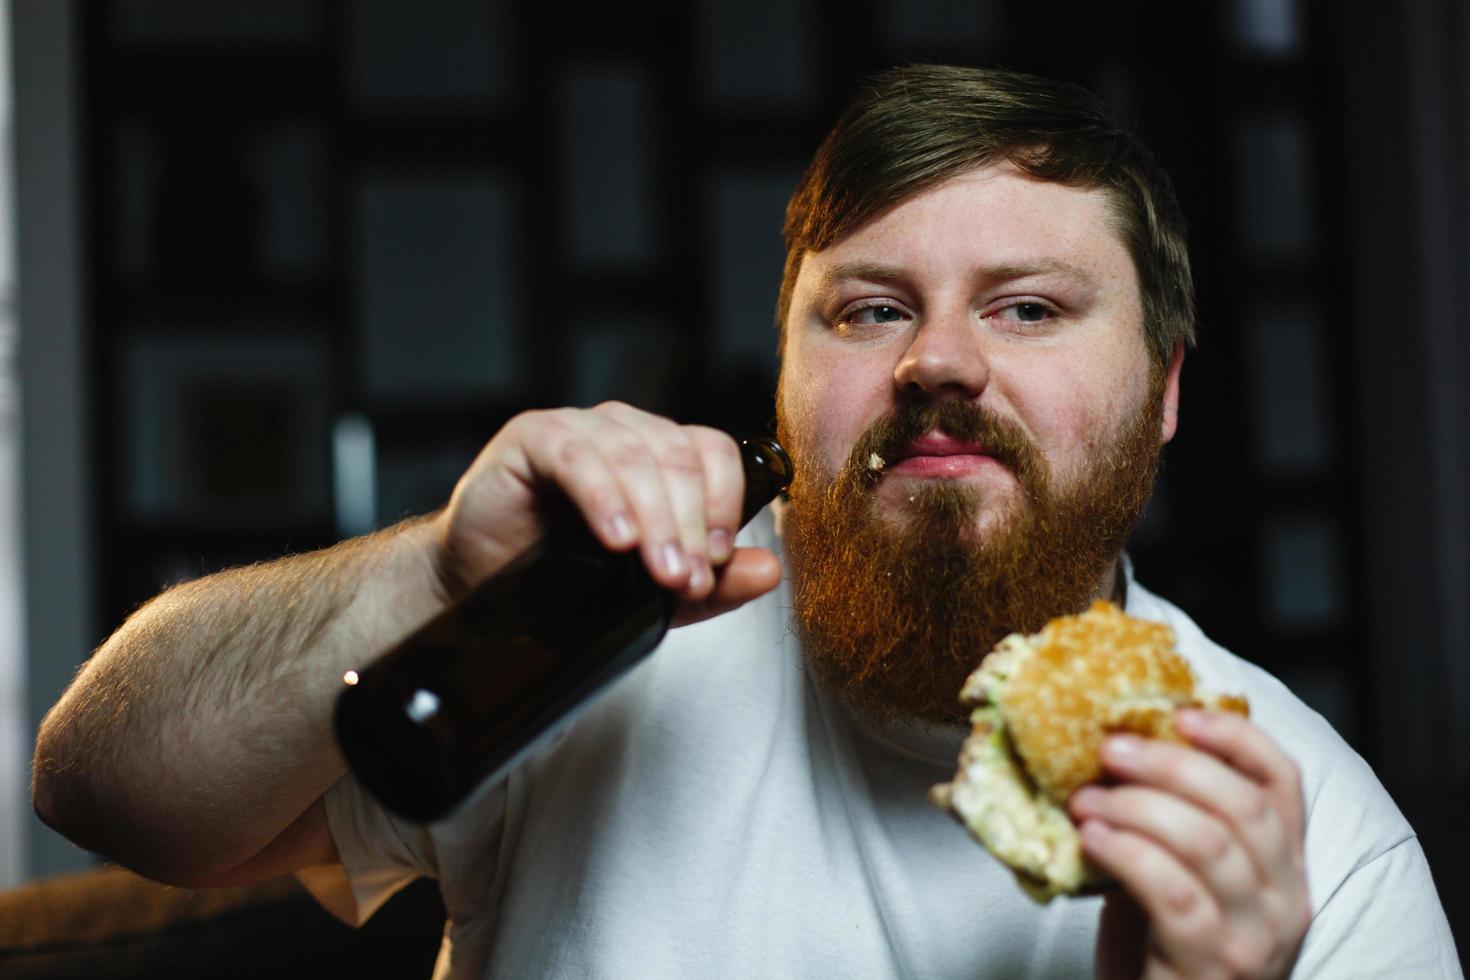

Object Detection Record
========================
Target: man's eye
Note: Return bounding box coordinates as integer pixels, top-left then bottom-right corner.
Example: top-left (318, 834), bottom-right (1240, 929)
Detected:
top-left (998, 302), bottom-right (1054, 323)
top-left (842, 304), bottom-right (906, 326)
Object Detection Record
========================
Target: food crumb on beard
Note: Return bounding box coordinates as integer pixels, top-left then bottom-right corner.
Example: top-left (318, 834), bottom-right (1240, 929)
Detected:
top-left (869, 453), bottom-right (885, 471)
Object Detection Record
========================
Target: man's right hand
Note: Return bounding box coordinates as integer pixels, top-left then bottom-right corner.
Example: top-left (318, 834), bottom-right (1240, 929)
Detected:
top-left (428, 401), bottom-right (783, 627)
top-left (31, 401), bottom-right (782, 888)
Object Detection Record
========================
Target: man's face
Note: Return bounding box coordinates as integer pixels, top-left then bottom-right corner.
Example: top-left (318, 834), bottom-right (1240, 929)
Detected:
top-left (779, 160), bottom-right (1179, 532)
top-left (775, 161), bottom-right (1183, 724)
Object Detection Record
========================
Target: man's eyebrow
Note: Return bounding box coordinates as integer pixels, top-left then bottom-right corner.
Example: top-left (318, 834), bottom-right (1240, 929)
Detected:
top-left (980, 258), bottom-right (1100, 286)
top-left (812, 258), bottom-right (1101, 296)
top-left (812, 262), bottom-right (910, 295)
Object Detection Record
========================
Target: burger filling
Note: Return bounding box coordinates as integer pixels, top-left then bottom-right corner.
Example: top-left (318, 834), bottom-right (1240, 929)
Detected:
top-left (933, 632), bottom-right (1102, 900)
top-left (940, 705), bottom-right (1092, 901)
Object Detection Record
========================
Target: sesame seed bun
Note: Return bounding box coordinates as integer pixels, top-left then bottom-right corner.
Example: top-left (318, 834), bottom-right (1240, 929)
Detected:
top-left (930, 600), bottom-right (1248, 900)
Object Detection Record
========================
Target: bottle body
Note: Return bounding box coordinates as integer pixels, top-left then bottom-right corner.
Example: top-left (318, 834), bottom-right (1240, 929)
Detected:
top-left (335, 436), bottom-right (791, 823)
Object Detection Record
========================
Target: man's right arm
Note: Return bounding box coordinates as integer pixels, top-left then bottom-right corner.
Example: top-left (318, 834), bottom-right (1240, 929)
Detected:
top-left (31, 404), bottom-right (780, 888)
top-left (31, 515), bottom-right (448, 886)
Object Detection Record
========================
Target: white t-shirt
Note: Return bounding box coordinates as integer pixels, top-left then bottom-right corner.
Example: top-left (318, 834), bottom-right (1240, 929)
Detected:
top-left (301, 511), bottom-right (1462, 978)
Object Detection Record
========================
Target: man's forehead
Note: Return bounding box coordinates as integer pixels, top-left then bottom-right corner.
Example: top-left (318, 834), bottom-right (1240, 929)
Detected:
top-left (797, 164), bottom-right (1130, 284)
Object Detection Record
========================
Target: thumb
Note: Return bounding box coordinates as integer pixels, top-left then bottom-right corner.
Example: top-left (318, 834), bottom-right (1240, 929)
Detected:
top-left (671, 547), bottom-right (782, 627)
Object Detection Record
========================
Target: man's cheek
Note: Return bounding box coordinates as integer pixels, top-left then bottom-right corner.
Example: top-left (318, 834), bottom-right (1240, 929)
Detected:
top-left (784, 392), bottom-right (850, 471)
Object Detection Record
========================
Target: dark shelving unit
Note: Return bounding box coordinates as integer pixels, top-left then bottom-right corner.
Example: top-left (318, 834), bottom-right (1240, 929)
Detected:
top-left (78, 0), bottom-right (1366, 750)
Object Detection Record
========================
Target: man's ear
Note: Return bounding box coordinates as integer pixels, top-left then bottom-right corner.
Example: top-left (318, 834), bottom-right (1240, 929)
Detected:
top-left (1160, 341), bottom-right (1184, 445)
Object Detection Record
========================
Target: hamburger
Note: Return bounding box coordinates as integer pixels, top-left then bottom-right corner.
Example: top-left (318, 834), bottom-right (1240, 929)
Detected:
top-left (930, 599), bottom-right (1248, 901)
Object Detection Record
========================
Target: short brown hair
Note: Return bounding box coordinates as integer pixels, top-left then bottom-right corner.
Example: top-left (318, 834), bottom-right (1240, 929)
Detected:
top-left (777, 64), bottom-right (1195, 367)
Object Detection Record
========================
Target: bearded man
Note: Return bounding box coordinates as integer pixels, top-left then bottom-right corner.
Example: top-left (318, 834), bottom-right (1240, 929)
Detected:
top-left (34, 66), bottom-right (1459, 978)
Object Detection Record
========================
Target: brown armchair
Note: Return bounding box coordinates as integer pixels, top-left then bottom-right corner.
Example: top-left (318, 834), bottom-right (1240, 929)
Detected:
top-left (0, 864), bottom-right (445, 978)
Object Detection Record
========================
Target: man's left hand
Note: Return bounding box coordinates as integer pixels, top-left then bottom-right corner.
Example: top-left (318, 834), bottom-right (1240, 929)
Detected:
top-left (1068, 709), bottom-right (1311, 979)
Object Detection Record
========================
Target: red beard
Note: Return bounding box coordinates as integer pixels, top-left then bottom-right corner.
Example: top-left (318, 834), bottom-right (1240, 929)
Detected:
top-left (778, 382), bottom-right (1164, 726)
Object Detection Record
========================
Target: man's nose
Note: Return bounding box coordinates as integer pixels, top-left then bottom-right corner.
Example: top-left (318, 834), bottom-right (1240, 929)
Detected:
top-left (892, 309), bottom-right (989, 399)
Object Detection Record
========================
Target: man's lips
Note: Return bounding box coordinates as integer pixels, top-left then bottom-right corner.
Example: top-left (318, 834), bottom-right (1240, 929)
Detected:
top-left (883, 433), bottom-right (1001, 478)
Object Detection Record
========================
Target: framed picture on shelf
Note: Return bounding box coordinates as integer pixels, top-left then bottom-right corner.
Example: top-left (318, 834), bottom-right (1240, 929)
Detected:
top-left (117, 329), bottom-right (333, 526)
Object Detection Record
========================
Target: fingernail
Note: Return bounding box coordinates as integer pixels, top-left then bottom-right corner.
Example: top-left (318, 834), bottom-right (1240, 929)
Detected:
top-left (1080, 819), bottom-right (1114, 846)
top-left (605, 513), bottom-right (636, 546)
top-left (659, 541), bottom-right (688, 579)
top-left (708, 528), bottom-right (732, 563)
top-left (689, 556), bottom-right (713, 593)
top-left (1071, 786), bottom-right (1106, 813)
top-left (1175, 708), bottom-right (1207, 733)
top-left (1102, 735), bottom-right (1140, 764)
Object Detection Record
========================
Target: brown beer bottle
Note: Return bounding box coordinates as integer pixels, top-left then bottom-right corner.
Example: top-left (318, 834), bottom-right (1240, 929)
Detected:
top-left (334, 436), bottom-right (792, 822)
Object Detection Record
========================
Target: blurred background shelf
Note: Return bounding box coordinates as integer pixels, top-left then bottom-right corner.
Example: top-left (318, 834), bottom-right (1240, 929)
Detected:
top-left (76, 0), bottom-right (1370, 769)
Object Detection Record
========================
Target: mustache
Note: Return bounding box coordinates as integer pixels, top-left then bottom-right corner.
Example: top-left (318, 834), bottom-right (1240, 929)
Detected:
top-left (841, 399), bottom-right (1044, 491)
